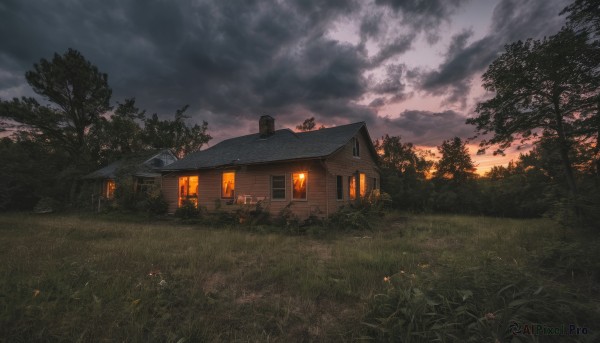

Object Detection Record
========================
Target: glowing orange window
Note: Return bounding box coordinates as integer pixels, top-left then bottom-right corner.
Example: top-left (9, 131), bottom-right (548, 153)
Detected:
top-left (106, 179), bottom-right (116, 199)
top-left (292, 172), bottom-right (307, 200)
top-left (179, 176), bottom-right (198, 207)
top-left (221, 172), bottom-right (235, 199)
top-left (349, 173), bottom-right (366, 200)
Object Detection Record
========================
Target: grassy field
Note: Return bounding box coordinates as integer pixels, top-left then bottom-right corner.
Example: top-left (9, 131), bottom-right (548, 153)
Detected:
top-left (0, 212), bottom-right (598, 342)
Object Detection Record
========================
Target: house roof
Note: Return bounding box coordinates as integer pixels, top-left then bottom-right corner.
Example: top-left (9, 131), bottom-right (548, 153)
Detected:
top-left (162, 121), bottom-right (376, 171)
top-left (83, 149), bottom-right (176, 179)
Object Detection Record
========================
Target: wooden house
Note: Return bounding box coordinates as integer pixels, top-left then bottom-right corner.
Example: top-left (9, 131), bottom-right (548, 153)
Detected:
top-left (161, 116), bottom-right (380, 218)
top-left (84, 149), bottom-right (178, 201)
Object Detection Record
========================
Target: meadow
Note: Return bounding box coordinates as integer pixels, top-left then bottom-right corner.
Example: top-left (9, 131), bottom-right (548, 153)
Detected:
top-left (0, 212), bottom-right (598, 342)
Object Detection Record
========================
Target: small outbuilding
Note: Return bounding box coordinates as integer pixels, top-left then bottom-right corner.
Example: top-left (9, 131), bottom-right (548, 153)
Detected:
top-left (84, 149), bottom-right (178, 202)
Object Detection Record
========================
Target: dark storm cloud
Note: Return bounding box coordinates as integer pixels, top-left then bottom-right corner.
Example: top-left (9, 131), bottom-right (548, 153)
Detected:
top-left (372, 64), bottom-right (406, 94)
top-left (417, 0), bottom-right (570, 107)
top-left (359, 11), bottom-right (384, 40)
top-left (374, 0), bottom-right (467, 42)
top-left (368, 97), bottom-right (386, 108)
top-left (369, 34), bottom-right (415, 66)
top-left (4, 0), bottom-right (460, 143)
top-left (0, 0), bottom-right (372, 139)
top-left (376, 110), bottom-right (474, 146)
top-left (0, 0), bottom-right (570, 145)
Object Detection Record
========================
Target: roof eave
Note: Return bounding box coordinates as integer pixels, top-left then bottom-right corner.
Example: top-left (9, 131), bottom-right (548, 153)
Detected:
top-left (160, 155), bottom-right (331, 172)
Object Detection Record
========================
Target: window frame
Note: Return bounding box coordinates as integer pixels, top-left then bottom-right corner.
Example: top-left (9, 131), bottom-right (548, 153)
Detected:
top-left (352, 137), bottom-right (360, 157)
top-left (349, 173), bottom-right (367, 200)
top-left (136, 177), bottom-right (155, 194)
top-left (106, 179), bottom-right (116, 199)
top-left (271, 175), bottom-right (286, 201)
top-left (221, 171), bottom-right (235, 199)
top-left (336, 175), bottom-right (343, 200)
top-left (292, 172), bottom-right (308, 201)
top-left (178, 175), bottom-right (199, 207)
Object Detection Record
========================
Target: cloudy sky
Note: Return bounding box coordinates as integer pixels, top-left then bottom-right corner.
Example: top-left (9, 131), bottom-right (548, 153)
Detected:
top-left (0, 0), bottom-right (570, 172)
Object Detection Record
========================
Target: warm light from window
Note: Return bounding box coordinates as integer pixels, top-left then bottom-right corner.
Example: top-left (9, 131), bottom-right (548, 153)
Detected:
top-left (221, 172), bottom-right (235, 199)
top-left (292, 172), bottom-right (307, 200)
top-left (179, 176), bottom-right (198, 207)
top-left (349, 173), bottom-right (366, 200)
top-left (106, 179), bottom-right (116, 199)
top-left (360, 173), bottom-right (366, 197)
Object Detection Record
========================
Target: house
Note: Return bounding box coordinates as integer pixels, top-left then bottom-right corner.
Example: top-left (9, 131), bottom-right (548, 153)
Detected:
top-left (84, 149), bottom-right (178, 201)
top-left (161, 116), bottom-right (380, 218)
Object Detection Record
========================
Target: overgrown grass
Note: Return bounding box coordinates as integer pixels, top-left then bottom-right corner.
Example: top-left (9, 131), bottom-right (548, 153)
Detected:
top-left (0, 212), bottom-right (598, 342)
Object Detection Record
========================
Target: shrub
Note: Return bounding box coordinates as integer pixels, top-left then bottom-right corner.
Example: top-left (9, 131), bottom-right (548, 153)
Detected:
top-left (327, 206), bottom-right (371, 231)
top-left (327, 191), bottom-right (391, 231)
top-left (273, 202), bottom-right (300, 231)
top-left (235, 201), bottom-right (270, 226)
top-left (175, 200), bottom-right (200, 219)
top-left (143, 189), bottom-right (169, 215)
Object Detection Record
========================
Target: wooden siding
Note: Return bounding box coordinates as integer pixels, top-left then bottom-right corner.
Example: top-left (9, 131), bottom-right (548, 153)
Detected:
top-left (163, 160), bottom-right (329, 217)
top-left (324, 127), bottom-right (379, 213)
top-left (162, 172), bottom-right (182, 214)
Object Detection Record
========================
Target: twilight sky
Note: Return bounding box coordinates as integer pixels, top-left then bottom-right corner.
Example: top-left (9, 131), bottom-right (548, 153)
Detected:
top-left (0, 0), bottom-right (570, 173)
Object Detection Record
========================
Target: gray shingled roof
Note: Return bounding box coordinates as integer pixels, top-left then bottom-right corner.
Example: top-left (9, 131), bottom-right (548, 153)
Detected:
top-left (162, 121), bottom-right (373, 171)
top-left (84, 149), bottom-right (175, 179)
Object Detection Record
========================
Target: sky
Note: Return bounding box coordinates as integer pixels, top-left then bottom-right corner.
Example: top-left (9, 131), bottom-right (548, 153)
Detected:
top-left (0, 0), bottom-right (571, 173)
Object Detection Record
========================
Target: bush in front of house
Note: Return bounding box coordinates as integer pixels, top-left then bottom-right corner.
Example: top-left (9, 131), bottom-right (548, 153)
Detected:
top-left (175, 200), bottom-right (201, 219)
top-left (327, 190), bottom-right (392, 231)
top-left (235, 201), bottom-right (271, 226)
top-left (141, 189), bottom-right (169, 215)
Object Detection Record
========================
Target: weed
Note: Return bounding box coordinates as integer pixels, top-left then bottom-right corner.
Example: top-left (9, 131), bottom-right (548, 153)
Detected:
top-left (0, 212), bottom-right (598, 342)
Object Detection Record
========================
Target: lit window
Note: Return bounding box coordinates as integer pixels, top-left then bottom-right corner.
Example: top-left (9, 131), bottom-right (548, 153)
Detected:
top-left (179, 176), bottom-right (198, 207)
top-left (336, 175), bottom-right (343, 200)
top-left (349, 173), bottom-right (366, 200)
top-left (106, 179), bottom-right (116, 199)
top-left (360, 173), bottom-right (366, 196)
top-left (221, 172), bottom-right (235, 199)
top-left (352, 137), bottom-right (360, 157)
top-left (292, 172), bottom-right (307, 200)
top-left (272, 175), bottom-right (286, 200)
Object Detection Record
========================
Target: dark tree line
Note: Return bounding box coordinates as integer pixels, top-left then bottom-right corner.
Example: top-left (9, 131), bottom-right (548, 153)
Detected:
top-left (0, 49), bottom-right (211, 210)
top-left (369, 0), bottom-right (600, 226)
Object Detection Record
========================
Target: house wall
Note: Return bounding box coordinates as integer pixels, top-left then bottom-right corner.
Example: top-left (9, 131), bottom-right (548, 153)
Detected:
top-left (162, 160), bottom-right (329, 217)
top-left (324, 127), bottom-right (380, 213)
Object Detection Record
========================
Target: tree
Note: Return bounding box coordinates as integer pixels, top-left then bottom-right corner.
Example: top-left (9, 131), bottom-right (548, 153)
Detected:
top-left (142, 106), bottom-right (211, 158)
top-left (434, 137), bottom-right (476, 181)
top-left (0, 135), bottom-right (70, 210)
top-left (88, 98), bottom-right (147, 165)
top-left (375, 134), bottom-right (432, 178)
top-left (0, 49), bottom-right (111, 164)
top-left (562, 0), bottom-right (600, 180)
top-left (467, 28), bottom-right (600, 194)
top-left (296, 117), bottom-right (316, 131)
top-left (295, 117), bottom-right (325, 131)
top-left (374, 135), bottom-right (433, 210)
top-left (561, 0), bottom-right (600, 37)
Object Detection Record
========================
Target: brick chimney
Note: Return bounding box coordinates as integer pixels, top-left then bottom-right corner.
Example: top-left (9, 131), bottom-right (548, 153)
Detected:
top-left (259, 115), bottom-right (275, 137)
